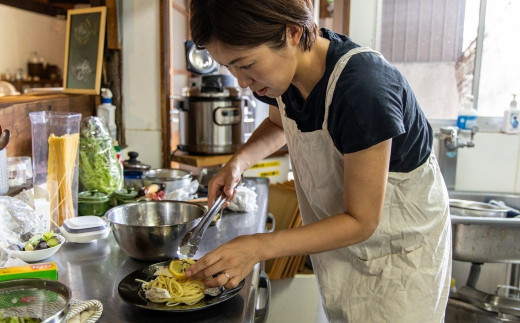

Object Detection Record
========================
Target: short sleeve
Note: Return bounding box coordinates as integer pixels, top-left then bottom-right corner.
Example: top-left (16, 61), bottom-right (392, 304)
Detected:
top-left (328, 54), bottom-right (406, 154)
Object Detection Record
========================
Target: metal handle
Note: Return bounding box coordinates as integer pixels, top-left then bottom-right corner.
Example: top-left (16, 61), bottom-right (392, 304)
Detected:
top-left (266, 212), bottom-right (276, 233)
top-left (178, 192), bottom-right (228, 257)
top-left (193, 193), bottom-right (227, 237)
top-left (451, 215), bottom-right (520, 226)
top-left (254, 271), bottom-right (271, 323)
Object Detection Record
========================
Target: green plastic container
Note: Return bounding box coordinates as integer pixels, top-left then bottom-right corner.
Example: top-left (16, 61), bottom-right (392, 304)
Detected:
top-left (78, 190), bottom-right (110, 216)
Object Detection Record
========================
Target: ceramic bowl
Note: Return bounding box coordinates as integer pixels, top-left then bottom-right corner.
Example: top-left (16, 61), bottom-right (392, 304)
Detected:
top-left (9, 234), bottom-right (66, 262)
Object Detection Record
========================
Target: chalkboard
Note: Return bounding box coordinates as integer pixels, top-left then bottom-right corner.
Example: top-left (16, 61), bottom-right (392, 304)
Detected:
top-left (63, 7), bottom-right (106, 94)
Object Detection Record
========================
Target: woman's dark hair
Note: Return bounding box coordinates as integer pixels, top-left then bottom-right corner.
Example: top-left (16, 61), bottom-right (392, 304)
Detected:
top-left (190, 0), bottom-right (318, 51)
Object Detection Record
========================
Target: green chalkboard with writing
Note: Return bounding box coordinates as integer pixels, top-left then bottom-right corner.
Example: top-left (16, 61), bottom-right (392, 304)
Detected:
top-left (63, 7), bottom-right (106, 94)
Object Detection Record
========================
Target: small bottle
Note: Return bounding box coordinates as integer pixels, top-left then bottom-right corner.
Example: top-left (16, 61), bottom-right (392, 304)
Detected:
top-left (450, 277), bottom-right (457, 295)
top-left (97, 88), bottom-right (117, 140)
top-left (456, 95), bottom-right (478, 130)
top-left (502, 94), bottom-right (519, 134)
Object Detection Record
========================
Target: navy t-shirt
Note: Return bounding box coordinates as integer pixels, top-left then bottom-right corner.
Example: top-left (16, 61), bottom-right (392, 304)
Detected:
top-left (254, 28), bottom-right (432, 172)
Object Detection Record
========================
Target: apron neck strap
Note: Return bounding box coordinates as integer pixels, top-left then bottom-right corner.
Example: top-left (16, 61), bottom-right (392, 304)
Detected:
top-left (276, 47), bottom-right (384, 130)
top-left (323, 47), bottom-right (383, 130)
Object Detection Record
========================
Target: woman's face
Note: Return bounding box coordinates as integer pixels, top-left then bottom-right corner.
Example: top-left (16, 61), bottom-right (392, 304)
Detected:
top-left (205, 41), bottom-right (299, 98)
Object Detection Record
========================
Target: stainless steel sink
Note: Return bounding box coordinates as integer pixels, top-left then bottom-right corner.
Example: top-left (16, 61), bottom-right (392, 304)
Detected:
top-left (449, 191), bottom-right (520, 263)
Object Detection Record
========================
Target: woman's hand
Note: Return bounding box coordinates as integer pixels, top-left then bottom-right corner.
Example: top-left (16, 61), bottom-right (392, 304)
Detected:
top-left (185, 234), bottom-right (263, 289)
top-left (207, 160), bottom-right (243, 208)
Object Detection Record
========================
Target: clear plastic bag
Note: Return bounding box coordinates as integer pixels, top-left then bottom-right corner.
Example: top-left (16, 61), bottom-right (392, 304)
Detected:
top-left (0, 196), bottom-right (45, 249)
top-left (79, 117), bottom-right (123, 196)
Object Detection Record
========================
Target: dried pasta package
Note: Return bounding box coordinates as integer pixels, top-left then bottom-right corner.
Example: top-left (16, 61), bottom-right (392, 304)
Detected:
top-left (78, 117), bottom-right (122, 196)
top-left (29, 112), bottom-right (82, 231)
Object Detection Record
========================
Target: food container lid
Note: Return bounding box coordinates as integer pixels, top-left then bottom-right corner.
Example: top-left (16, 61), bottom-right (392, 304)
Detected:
top-left (61, 216), bottom-right (108, 233)
top-left (78, 190), bottom-right (110, 202)
top-left (114, 188), bottom-right (139, 199)
top-left (123, 151), bottom-right (151, 172)
top-left (143, 168), bottom-right (191, 181)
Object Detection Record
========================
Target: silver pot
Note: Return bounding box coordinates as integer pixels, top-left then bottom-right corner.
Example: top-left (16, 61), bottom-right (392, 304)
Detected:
top-left (142, 168), bottom-right (192, 193)
top-left (176, 84), bottom-right (248, 155)
top-left (104, 200), bottom-right (206, 261)
top-left (0, 279), bottom-right (70, 323)
top-left (450, 199), bottom-right (509, 218)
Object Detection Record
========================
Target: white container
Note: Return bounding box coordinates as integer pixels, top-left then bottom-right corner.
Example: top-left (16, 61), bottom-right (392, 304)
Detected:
top-left (97, 88), bottom-right (117, 140)
top-left (7, 157), bottom-right (27, 187)
top-left (456, 95), bottom-right (478, 130)
top-left (60, 216), bottom-right (110, 243)
top-left (502, 94), bottom-right (519, 134)
top-left (0, 148), bottom-right (8, 195)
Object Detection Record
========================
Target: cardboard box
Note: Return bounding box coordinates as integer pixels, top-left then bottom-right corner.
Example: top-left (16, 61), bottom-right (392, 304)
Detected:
top-left (0, 262), bottom-right (58, 282)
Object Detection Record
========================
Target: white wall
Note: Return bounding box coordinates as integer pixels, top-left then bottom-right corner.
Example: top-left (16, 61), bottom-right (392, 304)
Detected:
top-left (0, 4), bottom-right (66, 78)
top-left (349, 0), bottom-right (383, 49)
top-left (120, 0), bottom-right (162, 168)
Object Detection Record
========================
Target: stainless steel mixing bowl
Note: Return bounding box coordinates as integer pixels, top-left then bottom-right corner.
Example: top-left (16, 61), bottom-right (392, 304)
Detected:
top-left (104, 201), bottom-right (206, 261)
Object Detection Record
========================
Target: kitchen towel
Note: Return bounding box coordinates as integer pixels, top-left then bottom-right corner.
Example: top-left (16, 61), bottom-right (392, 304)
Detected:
top-left (66, 299), bottom-right (103, 323)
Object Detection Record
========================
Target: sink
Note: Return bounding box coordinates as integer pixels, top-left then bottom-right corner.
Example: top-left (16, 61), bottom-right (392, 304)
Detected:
top-left (449, 191), bottom-right (520, 264)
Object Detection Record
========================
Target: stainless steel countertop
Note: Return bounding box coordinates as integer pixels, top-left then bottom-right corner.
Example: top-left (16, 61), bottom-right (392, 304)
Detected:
top-left (48, 177), bottom-right (269, 322)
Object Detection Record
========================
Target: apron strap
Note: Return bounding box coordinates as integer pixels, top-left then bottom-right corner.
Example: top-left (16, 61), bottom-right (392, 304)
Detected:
top-left (323, 47), bottom-right (384, 130)
top-left (275, 46), bottom-right (385, 131)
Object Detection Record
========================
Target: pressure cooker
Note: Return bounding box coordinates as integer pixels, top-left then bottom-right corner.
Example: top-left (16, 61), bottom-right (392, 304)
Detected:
top-left (175, 74), bottom-right (250, 155)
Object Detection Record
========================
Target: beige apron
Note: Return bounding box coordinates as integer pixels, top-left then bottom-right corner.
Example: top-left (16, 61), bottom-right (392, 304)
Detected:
top-left (275, 47), bottom-right (452, 322)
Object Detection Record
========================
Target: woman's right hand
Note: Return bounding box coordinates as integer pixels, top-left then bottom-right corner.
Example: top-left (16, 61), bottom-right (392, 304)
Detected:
top-left (207, 160), bottom-right (243, 208)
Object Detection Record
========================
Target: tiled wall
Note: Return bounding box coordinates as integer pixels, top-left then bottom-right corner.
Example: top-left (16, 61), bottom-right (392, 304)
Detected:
top-left (455, 132), bottom-right (520, 193)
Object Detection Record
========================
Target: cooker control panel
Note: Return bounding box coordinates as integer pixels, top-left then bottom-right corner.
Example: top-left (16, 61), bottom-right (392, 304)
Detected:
top-left (214, 106), bottom-right (242, 125)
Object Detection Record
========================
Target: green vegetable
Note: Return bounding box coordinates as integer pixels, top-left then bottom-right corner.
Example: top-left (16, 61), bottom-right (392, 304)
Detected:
top-left (42, 231), bottom-right (54, 242)
top-left (24, 243), bottom-right (34, 251)
top-left (79, 117), bottom-right (123, 195)
top-left (46, 237), bottom-right (60, 248)
top-left (0, 313), bottom-right (41, 323)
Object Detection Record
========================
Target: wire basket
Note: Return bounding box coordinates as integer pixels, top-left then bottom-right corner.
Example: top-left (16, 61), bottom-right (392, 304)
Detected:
top-left (0, 279), bottom-right (70, 322)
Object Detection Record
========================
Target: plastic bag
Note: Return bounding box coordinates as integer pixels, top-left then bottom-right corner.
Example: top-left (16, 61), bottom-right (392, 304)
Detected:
top-left (164, 180), bottom-right (199, 201)
top-left (79, 117), bottom-right (123, 195)
top-left (228, 185), bottom-right (258, 212)
top-left (0, 196), bottom-right (45, 249)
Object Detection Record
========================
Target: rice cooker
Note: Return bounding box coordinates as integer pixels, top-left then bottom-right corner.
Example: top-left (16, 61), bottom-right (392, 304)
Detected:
top-left (175, 74), bottom-right (250, 155)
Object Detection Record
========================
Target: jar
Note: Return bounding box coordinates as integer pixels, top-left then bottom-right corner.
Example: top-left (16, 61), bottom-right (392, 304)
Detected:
top-left (78, 190), bottom-right (110, 216)
top-left (113, 188), bottom-right (139, 205)
top-left (122, 151), bottom-right (151, 190)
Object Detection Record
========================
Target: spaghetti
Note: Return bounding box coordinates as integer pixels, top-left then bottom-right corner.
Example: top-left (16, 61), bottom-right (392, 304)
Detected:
top-left (137, 259), bottom-right (206, 306)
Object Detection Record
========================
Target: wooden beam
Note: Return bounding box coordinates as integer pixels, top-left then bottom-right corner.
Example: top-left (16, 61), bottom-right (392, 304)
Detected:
top-left (160, 0), bottom-right (173, 168)
top-left (0, 0), bottom-right (67, 17)
top-left (173, 69), bottom-right (192, 76)
top-left (171, 1), bottom-right (188, 19)
top-left (344, 0), bottom-right (350, 36)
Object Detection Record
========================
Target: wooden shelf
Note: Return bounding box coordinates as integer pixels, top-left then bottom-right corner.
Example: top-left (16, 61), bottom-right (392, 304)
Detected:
top-left (171, 151), bottom-right (233, 168)
top-left (171, 145), bottom-right (289, 168)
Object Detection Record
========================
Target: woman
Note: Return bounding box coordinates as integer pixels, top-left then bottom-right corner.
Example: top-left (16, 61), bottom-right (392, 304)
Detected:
top-left (185, 0), bottom-right (452, 321)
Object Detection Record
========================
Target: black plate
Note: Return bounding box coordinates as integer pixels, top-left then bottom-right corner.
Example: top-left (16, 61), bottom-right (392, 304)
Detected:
top-left (118, 261), bottom-right (245, 312)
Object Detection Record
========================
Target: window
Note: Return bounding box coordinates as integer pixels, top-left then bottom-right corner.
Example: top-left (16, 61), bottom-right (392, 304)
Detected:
top-left (379, 0), bottom-right (520, 119)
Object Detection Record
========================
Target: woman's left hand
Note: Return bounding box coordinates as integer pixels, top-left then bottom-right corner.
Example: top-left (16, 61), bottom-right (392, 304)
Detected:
top-left (185, 234), bottom-right (263, 289)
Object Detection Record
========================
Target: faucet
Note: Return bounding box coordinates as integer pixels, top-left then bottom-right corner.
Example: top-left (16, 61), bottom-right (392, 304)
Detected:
top-left (437, 126), bottom-right (478, 191)
top-left (440, 126), bottom-right (479, 151)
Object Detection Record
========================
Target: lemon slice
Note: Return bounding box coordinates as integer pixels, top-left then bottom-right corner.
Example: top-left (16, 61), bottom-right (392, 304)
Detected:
top-left (168, 258), bottom-right (196, 279)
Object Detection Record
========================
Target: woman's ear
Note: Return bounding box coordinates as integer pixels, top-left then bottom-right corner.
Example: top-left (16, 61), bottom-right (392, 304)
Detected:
top-left (286, 25), bottom-right (303, 47)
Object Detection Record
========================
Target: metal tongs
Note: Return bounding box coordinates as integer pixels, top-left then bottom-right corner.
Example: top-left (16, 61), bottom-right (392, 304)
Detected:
top-left (177, 192), bottom-right (228, 258)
